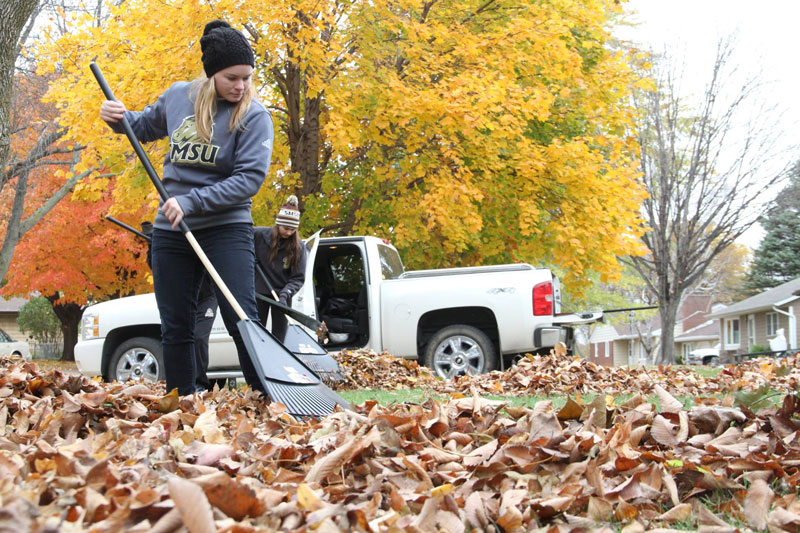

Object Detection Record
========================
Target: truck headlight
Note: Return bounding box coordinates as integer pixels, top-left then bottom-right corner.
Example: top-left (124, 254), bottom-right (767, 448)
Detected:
top-left (81, 313), bottom-right (100, 340)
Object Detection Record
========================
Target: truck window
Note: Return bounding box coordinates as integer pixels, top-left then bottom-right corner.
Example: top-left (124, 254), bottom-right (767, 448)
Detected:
top-left (329, 250), bottom-right (365, 294)
top-left (378, 244), bottom-right (404, 280)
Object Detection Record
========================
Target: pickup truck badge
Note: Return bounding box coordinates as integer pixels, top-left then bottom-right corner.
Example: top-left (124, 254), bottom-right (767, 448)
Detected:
top-left (488, 287), bottom-right (515, 294)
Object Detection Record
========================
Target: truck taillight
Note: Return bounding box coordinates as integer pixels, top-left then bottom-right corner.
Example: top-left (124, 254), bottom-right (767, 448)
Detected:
top-left (532, 281), bottom-right (553, 316)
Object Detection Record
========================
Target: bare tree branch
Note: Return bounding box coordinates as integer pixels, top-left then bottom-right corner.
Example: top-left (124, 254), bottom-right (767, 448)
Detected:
top-left (626, 37), bottom-right (793, 365)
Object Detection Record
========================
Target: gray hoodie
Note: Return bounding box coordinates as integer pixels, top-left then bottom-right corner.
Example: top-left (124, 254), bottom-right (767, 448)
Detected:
top-left (112, 81), bottom-right (273, 231)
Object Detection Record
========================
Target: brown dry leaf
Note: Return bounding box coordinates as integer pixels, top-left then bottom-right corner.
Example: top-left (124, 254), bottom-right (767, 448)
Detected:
top-left (651, 415), bottom-right (678, 447)
top-left (158, 388), bottom-right (180, 412)
top-left (149, 507), bottom-right (183, 533)
top-left (656, 502), bottom-right (692, 522)
top-left (297, 483), bottom-right (323, 511)
top-left (194, 409), bottom-right (227, 444)
top-left (654, 384), bottom-right (684, 413)
top-left (557, 396), bottom-right (584, 420)
top-left (587, 496), bottom-right (613, 521)
top-left (769, 507), bottom-right (800, 530)
top-left (744, 478), bottom-right (773, 530)
top-left (615, 501), bottom-right (638, 521)
top-left (304, 436), bottom-right (358, 484)
top-left (167, 476), bottom-right (215, 533)
top-left (202, 476), bottom-right (267, 520)
top-left (696, 502), bottom-right (733, 528)
top-left (496, 506), bottom-right (523, 532)
top-left (465, 492), bottom-right (488, 529)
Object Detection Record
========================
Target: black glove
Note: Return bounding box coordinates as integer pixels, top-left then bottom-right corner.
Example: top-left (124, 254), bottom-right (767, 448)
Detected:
top-left (279, 292), bottom-right (289, 305)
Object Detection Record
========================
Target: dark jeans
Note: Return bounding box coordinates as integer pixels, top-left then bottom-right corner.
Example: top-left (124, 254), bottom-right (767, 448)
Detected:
top-left (152, 223), bottom-right (264, 395)
top-left (193, 274), bottom-right (217, 390)
top-left (257, 298), bottom-right (289, 343)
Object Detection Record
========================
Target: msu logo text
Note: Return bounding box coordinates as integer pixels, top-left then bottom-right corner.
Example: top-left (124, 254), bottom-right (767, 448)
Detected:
top-left (170, 116), bottom-right (220, 166)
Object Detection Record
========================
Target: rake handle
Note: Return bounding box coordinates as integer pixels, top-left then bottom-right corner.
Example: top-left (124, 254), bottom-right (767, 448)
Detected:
top-left (90, 62), bottom-right (248, 322)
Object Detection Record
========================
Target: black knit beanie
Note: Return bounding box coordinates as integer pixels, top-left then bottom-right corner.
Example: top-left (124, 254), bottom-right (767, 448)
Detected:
top-left (200, 20), bottom-right (255, 78)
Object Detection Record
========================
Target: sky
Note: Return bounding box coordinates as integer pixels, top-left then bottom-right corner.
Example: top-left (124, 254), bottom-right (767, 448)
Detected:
top-left (613, 0), bottom-right (800, 250)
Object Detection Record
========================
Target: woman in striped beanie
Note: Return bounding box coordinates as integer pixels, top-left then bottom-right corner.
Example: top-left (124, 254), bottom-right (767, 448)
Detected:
top-left (253, 195), bottom-right (307, 340)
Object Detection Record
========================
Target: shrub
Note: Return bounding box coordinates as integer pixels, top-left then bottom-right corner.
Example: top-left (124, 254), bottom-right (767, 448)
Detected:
top-left (17, 297), bottom-right (62, 346)
top-left (749, 344), bottom-right (768, 354)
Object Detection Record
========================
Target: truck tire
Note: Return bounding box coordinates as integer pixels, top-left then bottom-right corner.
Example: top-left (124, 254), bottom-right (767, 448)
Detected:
top-left (423, 325), bottom-right (497, 379)
top-left (108, 337), bottom-right (164, 384)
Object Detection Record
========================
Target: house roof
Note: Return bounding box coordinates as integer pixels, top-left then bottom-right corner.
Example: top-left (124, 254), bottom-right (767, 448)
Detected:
top-left (589, 324), bottom-right (619, 343)
top-left (674, 320), bottom-right (719, 342)
top-left (0, 297), bottom-right (27, 313)
top-left (680, 294), bottom-right (712, 318)
top-left (707, 277), bottom-right (800, 319)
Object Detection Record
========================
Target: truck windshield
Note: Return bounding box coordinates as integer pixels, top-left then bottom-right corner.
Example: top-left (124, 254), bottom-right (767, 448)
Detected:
top-left (378, 244), bottom-right (404, 279)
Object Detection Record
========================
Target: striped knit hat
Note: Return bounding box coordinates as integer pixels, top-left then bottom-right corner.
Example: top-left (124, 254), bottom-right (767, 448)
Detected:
top-left (275, 195), bottom-right (301, 228)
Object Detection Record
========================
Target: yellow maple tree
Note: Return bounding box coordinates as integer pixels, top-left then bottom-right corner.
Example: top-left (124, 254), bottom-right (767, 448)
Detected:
top-left (37, 0), bottom-right (645, 292)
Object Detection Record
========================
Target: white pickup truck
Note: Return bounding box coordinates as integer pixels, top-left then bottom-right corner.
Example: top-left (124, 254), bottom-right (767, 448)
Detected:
top-left (75, 234), bottom-right (600, 382)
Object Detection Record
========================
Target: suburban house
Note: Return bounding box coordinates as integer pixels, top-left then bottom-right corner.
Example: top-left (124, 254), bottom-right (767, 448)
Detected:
top-left (707, 277), bottom-right (800, 361)
top-left (588, 294), bottom-right (724, 366)
top-left (673, 295), bottom-right (725, 360)
top-left (588, 322), bottom-right (653, 367)
top-left (0, 296), bottom-right (29, 346)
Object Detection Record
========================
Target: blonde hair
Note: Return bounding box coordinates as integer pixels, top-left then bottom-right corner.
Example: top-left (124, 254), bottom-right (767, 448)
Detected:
top-left (190, 74), bottom-right (256, 143)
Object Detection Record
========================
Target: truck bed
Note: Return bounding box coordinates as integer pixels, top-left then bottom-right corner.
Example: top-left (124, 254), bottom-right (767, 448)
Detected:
top-left (401, 263), bottom-right (540, 279)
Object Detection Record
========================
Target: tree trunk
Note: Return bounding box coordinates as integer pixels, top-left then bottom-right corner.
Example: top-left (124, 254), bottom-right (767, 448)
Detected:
top-left (0, 0), bottom-right (40, 174)
top-left (655, 297), bottom-right (680, 365)
top-left (47, 295), bottom-right (83, 362)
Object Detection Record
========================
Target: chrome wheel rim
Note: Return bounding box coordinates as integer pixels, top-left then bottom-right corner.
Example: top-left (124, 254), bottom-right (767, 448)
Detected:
top-left (432, 335), bottom-right (484, 379)
top-left (116, 347), bottom-right (159, 382)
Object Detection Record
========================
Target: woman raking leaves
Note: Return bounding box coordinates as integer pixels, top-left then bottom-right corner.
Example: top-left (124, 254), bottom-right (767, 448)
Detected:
top-left (99, 20), bottom-right (273, 395)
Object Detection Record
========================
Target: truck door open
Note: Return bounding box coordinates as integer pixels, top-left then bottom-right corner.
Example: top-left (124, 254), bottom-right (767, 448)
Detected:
top-left (294, 231), bottom-right (322, 322)
top-left (313, 242), bottom-right (370, 348)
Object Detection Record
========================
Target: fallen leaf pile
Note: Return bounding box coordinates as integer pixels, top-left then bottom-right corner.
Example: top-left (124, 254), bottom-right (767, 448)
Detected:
top-left (2, 355), bottom-right (800, 531)
top-left (335, 350), bottom-right (800, 398)
top-left (333, 350), bottom-right (437, 390)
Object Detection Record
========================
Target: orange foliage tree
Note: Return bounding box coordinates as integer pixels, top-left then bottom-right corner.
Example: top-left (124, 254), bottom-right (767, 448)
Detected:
top-left (1, 183), bottom-right (152, 360)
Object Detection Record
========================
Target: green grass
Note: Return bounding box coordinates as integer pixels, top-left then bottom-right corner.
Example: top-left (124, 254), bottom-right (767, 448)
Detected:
top-left (687, 364), bottom-right (723, 378)
top-left (339, 388), bottom-right (448, 406)
top-left (341, 389), bottom-right (663, 410)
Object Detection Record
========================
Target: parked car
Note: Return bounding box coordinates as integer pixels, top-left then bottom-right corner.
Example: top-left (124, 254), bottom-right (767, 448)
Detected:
top-left (685, 347), bottom-right (720, 366)
top-left (0, 328), bottom-right (31, 360)
top-left (75, 233), bottom-right (601, 383)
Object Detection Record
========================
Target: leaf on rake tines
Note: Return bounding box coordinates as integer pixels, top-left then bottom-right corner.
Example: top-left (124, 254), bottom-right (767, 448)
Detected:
top-left (167, 476), bottom-right (215, 533)
top-left (744, 478), bottom-right (773, 530)
top-left (653, 384), bottom-right (683, 413)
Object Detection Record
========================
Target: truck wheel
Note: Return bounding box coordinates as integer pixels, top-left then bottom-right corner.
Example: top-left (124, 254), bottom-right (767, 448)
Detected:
top-left (108, 337), bottom-right (164, 383)
top-left (423, 325), bottom-right (497, 379)
top-left (705, 355), bottom-right (720, 367)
